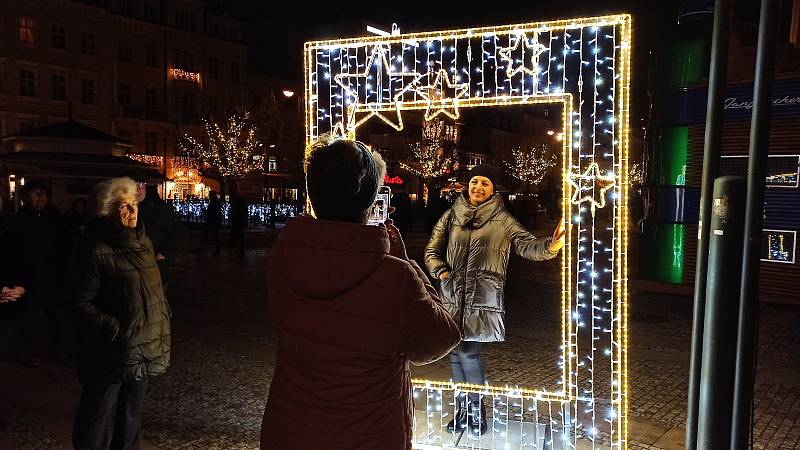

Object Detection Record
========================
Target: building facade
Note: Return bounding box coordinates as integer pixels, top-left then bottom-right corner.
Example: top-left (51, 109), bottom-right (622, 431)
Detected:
top-left (642, 0), bottom-right (800, 303)
top-left (0, 0), bottom-right (253, 204)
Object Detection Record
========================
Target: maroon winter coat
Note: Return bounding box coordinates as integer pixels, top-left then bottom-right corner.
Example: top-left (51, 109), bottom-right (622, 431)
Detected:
top-left (260, 216), bottom-right (460, 450)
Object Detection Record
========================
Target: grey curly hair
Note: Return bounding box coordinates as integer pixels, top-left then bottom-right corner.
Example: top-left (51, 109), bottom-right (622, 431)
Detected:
top-left (92, 177), bottom-right (138, 218)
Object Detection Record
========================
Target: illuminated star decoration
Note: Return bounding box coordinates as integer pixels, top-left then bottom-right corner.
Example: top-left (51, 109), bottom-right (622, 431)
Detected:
top-left (399, 69), bottom-right (469, 121)
top-left (329, 122), bottom-right (349, 139)
top-left (498, 32), bottom-right (547, 78)
top-left (333, 45), bottom-right (418, 132)
top-left (568, 162), bottom-right (616, 216)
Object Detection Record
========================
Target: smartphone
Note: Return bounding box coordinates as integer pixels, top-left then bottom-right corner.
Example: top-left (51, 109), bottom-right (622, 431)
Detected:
top-left (367, 186), bottom-right (391, 225)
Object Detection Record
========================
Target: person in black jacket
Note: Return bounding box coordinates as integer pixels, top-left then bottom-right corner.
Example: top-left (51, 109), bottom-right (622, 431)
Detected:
top-left (137, 185), bottom-right (186, 292)
top-left (67, 177), bottom-right (171, 450)
top-left (3, 182), bottom-right (69, 364)
top-left (0, 267), bottom-right (25, 360)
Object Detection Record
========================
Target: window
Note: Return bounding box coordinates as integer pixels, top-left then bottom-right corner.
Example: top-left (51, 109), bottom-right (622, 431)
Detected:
top-left (175, 49), bottom-right (194, 71)
top-left (206, 96), bottom-right (218, 114)
top-left (117, 129), bottom-right (132, 142)
top-left (146, 44), bottom-right (159, 67)
top-left (176, 91), bottom-right (194, 118)
top-left (81, 79), bottom-right (95, 104)
top-left (118, 83), bottom-right (131, 106)
top-left (145, 132), bottom-right (158, 154)
top-left (81, 31), bottom-right (95, 55)
top-left (19, 120), bottom-right (36, 132)
top-left (19, 17), bottom-right (36, 44)
top-left (51, 25), bottom-right (65, 49)
top-left (230, 61), bottom-right (240, 83)
top-left (229, 26), bottom-right (239, 41)
top-left (175, 10), bottom-right (195, 31)
top-left (268, 156), bottom-right (277, 172)
top-left (208, 20), bottom-right (220, 37)
top-left (143, 3), bottom-right (157, 21)
top-left (19, 69), bottom-right (36, 97)
top-left (118, 39), bottom-right (132, 63)
top-left (207, 56), bottom-right (218, 79)
top-left (52, 74), bottom-right (66, 100)
top-left (145, 85), bottom-right (158, 109)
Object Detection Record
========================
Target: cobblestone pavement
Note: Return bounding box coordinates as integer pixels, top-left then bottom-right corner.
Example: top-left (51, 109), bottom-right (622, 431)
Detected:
top-left (2, 228), bottom-right (799, 449)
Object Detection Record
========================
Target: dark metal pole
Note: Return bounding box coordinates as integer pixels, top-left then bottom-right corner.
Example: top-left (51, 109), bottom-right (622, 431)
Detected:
top-left (686, 1), bottom-right (731, 448)
top-left (731, 1), bottom-right (779, 448)
top-left (697, 176), bottom-right (747, 450)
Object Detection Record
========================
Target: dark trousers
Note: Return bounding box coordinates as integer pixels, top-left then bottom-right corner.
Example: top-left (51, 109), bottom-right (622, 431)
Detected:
top-left (73, 378), bottom-right (149, 450)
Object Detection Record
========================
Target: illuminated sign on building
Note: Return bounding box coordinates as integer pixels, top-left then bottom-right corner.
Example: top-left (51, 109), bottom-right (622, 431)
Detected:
top-left (384, 175), bottom-right (404, 185)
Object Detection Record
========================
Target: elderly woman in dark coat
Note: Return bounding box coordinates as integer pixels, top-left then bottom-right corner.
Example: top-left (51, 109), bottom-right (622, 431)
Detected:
top-left (67, 177), bottom-right (171, 450)
top-left (425, 164), bottom-right (565, 437)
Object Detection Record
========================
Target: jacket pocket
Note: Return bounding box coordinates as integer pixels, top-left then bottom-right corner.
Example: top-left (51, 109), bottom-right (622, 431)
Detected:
top-left (472, 270), bottom-right (504, 312)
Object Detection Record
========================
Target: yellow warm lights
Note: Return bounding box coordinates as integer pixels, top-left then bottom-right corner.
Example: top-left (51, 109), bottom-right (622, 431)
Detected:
top-left (304, 13), bottom-right (632, 450)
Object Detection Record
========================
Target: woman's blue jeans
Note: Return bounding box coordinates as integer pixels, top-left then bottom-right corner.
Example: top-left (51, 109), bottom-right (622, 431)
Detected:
top-left (450, 341), bottom-right (486, 402)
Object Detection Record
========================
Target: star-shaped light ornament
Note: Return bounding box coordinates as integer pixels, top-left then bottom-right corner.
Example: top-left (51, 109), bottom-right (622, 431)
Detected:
top-left (400, 69), bottom-right (469, 121)
top-left (498, 32), bottom-right (548, 78)
top-left (568, 162), bottom-right (616, 217)
top-left (333, 46), bottom-right (418, 132)
top-left (329, 122), bottom-right (350, 139)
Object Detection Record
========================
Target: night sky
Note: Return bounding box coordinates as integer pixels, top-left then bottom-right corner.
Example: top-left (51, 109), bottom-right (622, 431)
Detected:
top-left (226, 0), bottom-right (686, 128)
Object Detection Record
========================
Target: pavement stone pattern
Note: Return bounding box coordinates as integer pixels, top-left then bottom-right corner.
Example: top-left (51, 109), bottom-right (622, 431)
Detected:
top-left (0, 401), bottom-right (67, 450)
top-left (2, 228), bottom-right (799, 449)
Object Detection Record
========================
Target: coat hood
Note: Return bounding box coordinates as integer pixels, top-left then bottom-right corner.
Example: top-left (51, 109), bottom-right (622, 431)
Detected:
top-left (450, 193), bottom-right (505, 228)
top-left (275, 215), bottom-right (391, 300)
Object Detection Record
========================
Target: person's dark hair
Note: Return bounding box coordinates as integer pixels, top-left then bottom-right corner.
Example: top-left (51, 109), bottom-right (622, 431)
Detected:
top-left (20, 181), bottom-right (48, 200)
top-left (71, 197), bottom-right (87, 213)
top-left (144, 185), bottom-right (160, 201)
top-left (305, 135), bottom-right (386, 223)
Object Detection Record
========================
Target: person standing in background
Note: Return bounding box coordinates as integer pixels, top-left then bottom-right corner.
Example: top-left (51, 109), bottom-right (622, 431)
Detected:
top-left (2, 182), bottom-right (69, 365)
top-left (137, 184), bottom-right (186, 293)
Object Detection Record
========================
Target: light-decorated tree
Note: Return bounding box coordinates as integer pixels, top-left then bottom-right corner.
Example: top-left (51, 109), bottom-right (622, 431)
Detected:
top-left (400, 136), bottom-right (453, 182)
top-left (179, 110), bottom-right (265, 188)
top-left (504, 143), bottom-right (557, 187)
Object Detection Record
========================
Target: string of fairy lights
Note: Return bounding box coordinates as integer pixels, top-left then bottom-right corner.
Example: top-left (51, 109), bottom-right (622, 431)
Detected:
top-left (305, 14), bottom-right (632, 449)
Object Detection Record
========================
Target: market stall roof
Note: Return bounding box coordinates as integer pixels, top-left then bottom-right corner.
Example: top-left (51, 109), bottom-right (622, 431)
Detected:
top-left (0, 151), bottom-right (165, 181)
top-left (1, 120), bottom-right (133, 146)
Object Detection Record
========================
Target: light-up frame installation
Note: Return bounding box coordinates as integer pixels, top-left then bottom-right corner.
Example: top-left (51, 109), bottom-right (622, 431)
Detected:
top-left (304, 13), bottom-right (631, 449)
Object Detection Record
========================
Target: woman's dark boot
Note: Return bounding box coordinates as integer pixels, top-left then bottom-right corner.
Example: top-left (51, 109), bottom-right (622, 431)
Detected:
top-left (446, 396), bottom-right (468, 433)
top-left (467, 400), bottom-right (488, 436)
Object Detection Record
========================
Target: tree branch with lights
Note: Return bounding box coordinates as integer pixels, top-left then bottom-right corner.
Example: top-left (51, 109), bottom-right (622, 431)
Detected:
top-left (504, 143), bottom-right (557, 186)
top-left (400, 136), bottom-right (453, 182)
top-left (179, 110), bottom-right (265, 182)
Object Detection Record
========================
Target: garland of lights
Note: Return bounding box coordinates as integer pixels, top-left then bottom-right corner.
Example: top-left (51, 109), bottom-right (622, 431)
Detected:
top-left (305, 14), bottom-right (632, 449)
top-left (127, 154), bottom-right (164, 166)
top-left (505, 143), bottom-right (558, 186)
top-left (179, 112), bottom-right (264, 179)
top-left (628, 162), bottom-right (644, 187)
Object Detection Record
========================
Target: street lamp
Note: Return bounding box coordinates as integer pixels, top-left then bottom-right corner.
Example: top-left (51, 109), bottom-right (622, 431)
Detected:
top-left (282, 90), bottom-right (295, 98)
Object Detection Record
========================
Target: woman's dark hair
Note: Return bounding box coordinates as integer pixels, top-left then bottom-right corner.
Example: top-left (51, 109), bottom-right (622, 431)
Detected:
top-left (305, 135), bottom-right (386, 223)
